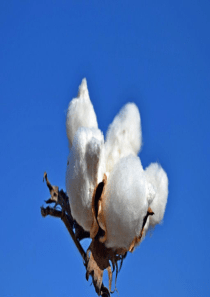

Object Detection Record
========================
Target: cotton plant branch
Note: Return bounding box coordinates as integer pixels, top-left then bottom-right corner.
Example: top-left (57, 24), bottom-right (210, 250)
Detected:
top-left (41, 172), bottom-right (111, 297)
top-left (41, 79), bottom-right (169, 297)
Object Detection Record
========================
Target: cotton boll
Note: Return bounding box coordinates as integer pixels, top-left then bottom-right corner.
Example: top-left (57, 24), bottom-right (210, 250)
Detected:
top-left (102, 155), bottom-right (148, 250)
top-left (105, 103), bottom-right (142, 173)
top-left (145, 163), bottom-right (168, 227)
top-left (66, 127), bottom-right (105, 231)
top-left (66, 78), bottom-right (98, 148)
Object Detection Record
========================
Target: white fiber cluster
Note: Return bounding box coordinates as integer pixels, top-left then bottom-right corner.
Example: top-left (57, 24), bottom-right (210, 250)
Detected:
top-left (65, 78), bottom-right (169, 251)
top-left (66, 127), bottom-right (104, 231)
top-left (103, 155), bottom-right (148, 250)
top-left (145, 163), bottom-right (168, 227)
top-left (105, 103), bottom-right (142, 173)
top-left (66, 78), bottom-right (98, 148)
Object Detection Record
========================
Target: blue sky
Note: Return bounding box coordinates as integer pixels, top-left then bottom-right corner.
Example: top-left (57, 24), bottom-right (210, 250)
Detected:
top-left (0, 1), bottom-right (210, 296)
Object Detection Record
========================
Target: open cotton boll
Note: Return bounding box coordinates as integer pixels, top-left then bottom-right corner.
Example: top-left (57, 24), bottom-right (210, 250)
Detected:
top-left (105, 103), bottom-right (142, 173)
top-left (102, 155), bottom-right (148, 250)
top-left (66, 78), bottom-right (98, 147)
top-left (66, 126), bottom-right (105, 231)
top-left (145, 163), bottom-right (168, 227)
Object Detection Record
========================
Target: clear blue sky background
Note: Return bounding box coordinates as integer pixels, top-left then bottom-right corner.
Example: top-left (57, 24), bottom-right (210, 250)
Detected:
top-left (0, 1), bottom-right (210, 296)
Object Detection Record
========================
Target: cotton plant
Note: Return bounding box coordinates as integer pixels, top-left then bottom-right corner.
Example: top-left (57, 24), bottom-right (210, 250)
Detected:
top-left (65, 78), bottom-right (168, 294)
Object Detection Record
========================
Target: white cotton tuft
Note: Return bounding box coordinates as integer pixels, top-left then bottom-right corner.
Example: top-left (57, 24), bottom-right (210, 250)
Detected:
top-left (66, 78), bottom-right (98, 148)
top-left (145, 163), bottom-right (168, 227)
top-left (146, 182), bottom-right (156, 205)
top-left (105, 103), bottom-right (142, 173)
top-left (103, 155), bottom-right (148, 250)
top-left (66, 127), bottom-right (105, 231)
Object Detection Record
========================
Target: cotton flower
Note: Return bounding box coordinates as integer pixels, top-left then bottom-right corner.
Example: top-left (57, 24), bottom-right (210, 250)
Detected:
top-left (66, 79), bottom-right (168, 252)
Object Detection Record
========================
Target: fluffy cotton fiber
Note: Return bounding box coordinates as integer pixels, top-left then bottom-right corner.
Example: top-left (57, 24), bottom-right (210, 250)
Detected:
top-left (66, 127), bottom-right (105, 231)
top-left (145, 163), bottom-right (168, 227)
top-left (66, 78), bottom-right (98, 148)
top-left (102, 155), bottom-right (148, 250)
top-left (105, 103), bottom-right (142, 174)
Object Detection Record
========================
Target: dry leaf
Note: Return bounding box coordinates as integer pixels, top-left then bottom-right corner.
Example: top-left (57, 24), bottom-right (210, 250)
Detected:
top-left (86, 239), bottom-right (112, 295)
top-left (43, 172), bottom-right (59, 201)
